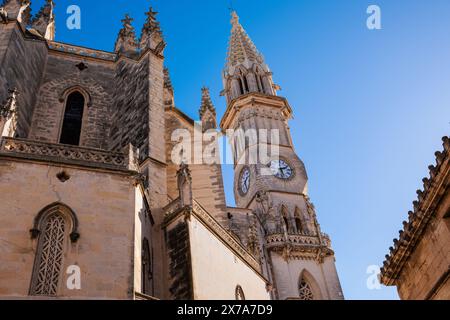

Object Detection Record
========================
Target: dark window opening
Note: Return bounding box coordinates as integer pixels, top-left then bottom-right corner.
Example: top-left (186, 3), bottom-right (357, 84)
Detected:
top-left (60, 92), bottom-right (85, 146)
top-left (256, 75), bottom-right (262, 92)
top-left (238, 78), bottom-right (244, 95)
top-left (243, 76), bottom-right (249, 93)
top-left (283, 216), bottom-right (289, 231)
top-left (295, 218), bottom-right (303, 233)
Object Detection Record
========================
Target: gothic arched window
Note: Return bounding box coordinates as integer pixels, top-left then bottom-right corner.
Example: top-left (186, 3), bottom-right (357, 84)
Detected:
top-left (29, 203), bottom-right (79, 297)
top-left (281, 206), bottom-right (290, 233)
top-left (254, 67), bottom-right (265, 94)
top-left (298, 278), bottom-right (314, 300)
top-left (142, 238), bottom-right (153, 295)
top-left (243, 76), bottom-right (249, 93)
top-left (30, 213), bottom-right (67, 296)
top-left (60, 91), bottom-right (85, 146)
top-left (294, 207), bottom-right (303, 234)
top-left (236, 69), bottom-right (249, 95)
top-left (235, 285), bottom-right (246, 300)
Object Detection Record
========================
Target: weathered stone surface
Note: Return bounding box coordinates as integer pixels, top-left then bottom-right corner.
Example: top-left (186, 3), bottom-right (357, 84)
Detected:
top-left (0, 24), bottom-right (47, 138)
top-left (0, 160), bottom-right (137, 299)
top-left (0, 9), bottom-right (343, 301)
top-left (381, 137), bottom-right (450, 300)
top-left (29, 54), bottom-right (114, 149)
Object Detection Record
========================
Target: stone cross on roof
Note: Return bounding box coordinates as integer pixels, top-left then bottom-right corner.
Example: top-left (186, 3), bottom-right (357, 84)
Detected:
top-left (115, 13), bottom-right (138, 55)
top-left (142, 7), bottom-right (162, 35)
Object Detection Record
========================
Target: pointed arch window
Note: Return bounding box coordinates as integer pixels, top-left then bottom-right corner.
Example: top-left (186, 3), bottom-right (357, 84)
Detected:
top-left (29, 203), bottom-right (79, 297)
top-left (294, 207), bottom-right (304, 234)
top-left (238, 78), bottom-right (245, 95)
top-left (30, 213), bottom-right (66, 296)
top-left (235, 285), bottom-right (246, 300)
top-left (254, 67), bottom-right (265, 94)
top-left (298, 278), bottom-right (314, 300)
top-left (142, 237), bottom-right (153, 295)
top-left (60, 91), bottom-right (85, 146)
top-left (236, 69), bottom-right (249, 95)
top-left (281, 206), bottom-right (290, 233)
top-left (256, 75), bottom-right (263, 93)
top-left (243, 76), bottom-right (249, 93)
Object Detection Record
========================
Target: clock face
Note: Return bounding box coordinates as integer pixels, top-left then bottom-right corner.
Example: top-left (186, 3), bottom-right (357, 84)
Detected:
top-left (239, 167), bottom-right (251, 195)
top-left (270, 159), bottom-right (293, 179)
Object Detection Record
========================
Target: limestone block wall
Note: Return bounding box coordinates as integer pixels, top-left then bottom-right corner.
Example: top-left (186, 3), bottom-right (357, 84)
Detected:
top-left (165, 216), bottom-right (193, 300)
top-left (165, 109), bottom-right (227, 224)
top-left (0, 159), bottom-right (137, 299)
top-left (270, 253), bottom-right (344, 300)
top-left (0, 23), bottom-right (47, 138)
top-left (188, 215), bottom-right (270, 300)
top-left (110, 57), bottom-right (150, 156)
top-left (29, 53), bottom-right (114, 149)
top-left (133, 187), bottom-right (154, 297)
top-left (147, 53), bottom-right (165, 164)
top-left (396, 192), bottom-right (450, 300)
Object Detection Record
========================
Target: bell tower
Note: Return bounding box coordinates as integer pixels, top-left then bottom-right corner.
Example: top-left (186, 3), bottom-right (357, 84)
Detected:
top-left (220, 11), bottom-right (344, 300)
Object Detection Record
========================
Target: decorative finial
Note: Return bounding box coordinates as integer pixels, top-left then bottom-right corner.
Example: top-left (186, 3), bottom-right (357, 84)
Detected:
top-left (31, 0), bottom-right (55, 40)
top-left (115, 13), bottom-right (138, 55)
top-left (199, 87), bottom-right (217, 130)
top-left (121, 13), bottom-right (133, 27)
top-left (231, 11), bottom-right (239, 26)
top-left (199, 87), bottom-right (216, 118)
top-left (140, 6), bottom-right (165, 54)
top-left (1, 87), bottom-right (19, 119)
top-left (0, 6), bottom-right (8, 23)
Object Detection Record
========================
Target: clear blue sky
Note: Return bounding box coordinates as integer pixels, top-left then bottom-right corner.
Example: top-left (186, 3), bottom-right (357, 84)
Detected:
top-left (33, 0), bottom-right (450, 299)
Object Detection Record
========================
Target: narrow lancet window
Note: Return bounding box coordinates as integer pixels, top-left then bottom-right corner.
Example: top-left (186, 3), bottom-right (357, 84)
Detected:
top-left (60, 91), bottom-right (85, 145)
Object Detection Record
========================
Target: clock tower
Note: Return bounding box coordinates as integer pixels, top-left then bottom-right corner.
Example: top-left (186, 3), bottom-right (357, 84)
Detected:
top-left (220, 12), bottom-right (344, 300)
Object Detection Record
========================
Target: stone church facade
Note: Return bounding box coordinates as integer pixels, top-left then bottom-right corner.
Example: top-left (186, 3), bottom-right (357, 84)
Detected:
top-left (0, 1), bottom-right (344, 300)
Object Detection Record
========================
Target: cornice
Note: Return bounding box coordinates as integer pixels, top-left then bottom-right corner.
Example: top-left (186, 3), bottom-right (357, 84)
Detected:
top-left (380, 136), bottom-right (450, 285)
top-left (6, 19), bottom-right (164, 64)
top-left (220, 93), bottom-right (292, 131)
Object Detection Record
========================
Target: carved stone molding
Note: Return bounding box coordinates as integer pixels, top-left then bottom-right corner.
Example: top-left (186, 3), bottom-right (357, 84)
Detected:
top-left (163, 198), bottom-right (262, 273)
top-left (48, 41), bottom-right (117, 61)
top-left (0, 137), bottom-right (134, 172)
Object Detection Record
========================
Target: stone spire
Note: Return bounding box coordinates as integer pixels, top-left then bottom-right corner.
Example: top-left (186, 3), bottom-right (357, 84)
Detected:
top-left (114, 14), bottom-right (138, 56)
top-left (227, 11), bottom-right (264, 69)
top-left (199, 87), bottom-right (216, 119)
top-left (199, 87), bottom-right (217, 130)
top-left (0, 0), bottom-right (31, 25)
top-left (222, 11), bottom-right (277, 102)
top-left (31, 0), bottom-right (55, 40)
top-left (140, 6), bottom-right (165, 55)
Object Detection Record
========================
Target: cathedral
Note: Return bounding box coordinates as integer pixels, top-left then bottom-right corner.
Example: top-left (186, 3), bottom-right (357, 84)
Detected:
top-left (0, 0), bottom-right (344, 300)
